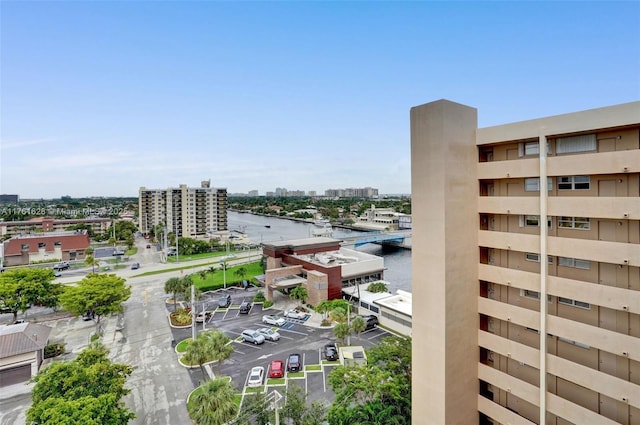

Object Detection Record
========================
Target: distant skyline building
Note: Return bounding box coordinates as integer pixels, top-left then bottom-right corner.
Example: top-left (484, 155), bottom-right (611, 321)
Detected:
top-left (411, 100), bottom-right (640, 424)
top-left (324, 187), bottom-right (379, 198)
top-left (138, 180), bottom-right (227, 238)
top-left (0, 194), bottom-right (19, 203)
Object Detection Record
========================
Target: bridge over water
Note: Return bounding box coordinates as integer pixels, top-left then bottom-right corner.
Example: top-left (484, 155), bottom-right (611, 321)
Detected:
top-left (339, 231), bottom-right (410, 248)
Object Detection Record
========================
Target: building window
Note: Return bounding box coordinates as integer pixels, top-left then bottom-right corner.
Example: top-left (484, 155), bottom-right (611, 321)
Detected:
top-left (558, 297), bottom-right (590, 309)
top-left (525, 177), bottom-right (552, 191)
top-left (519, 141), bottom-right (551, 156)
top-left (556, 134), bottom-right (596, 154)
top-left (558, 216), bottom-right (590, 230)
top-left (558, 336), bottom-right (591, 349)
top-left (520, 215), bottom-right (552, 228)
top-left (558, 257), bottom-right (590, 270)
top-left (520, 289), bottom-right (553, 302)
top-left (558, 176), bottom-right (590, 190)
top-left (525, 253), bottom-right (553, 263)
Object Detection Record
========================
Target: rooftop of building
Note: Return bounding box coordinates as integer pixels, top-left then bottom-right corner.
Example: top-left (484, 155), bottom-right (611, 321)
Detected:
top-left (0, 322), bottom-right (51, 358)
top-left (374, 289), bottom-right (413, 317)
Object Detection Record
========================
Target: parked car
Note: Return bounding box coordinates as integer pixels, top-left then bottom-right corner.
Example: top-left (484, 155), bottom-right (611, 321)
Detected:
top-left (284, 309), bottom-right (306, 320)
top-left (53, 261), bottom-right (70, 271)
top-left (131, 262), bottom-right (140, 270)
top-left (257, 327), bottom-right (280, 341)
top-left (247, 366), bottom-right (264, 387)
top-left (218, 294), bottom-right (232, 308)
top-left (360, 315), bottom-right (379, 330)
top-left (287, 353), bottom-right (302, 372)
top-left (324, 343), bottom-right (339, 361)
top-left (240, 330), bottom-right (265, 345)
top-left (195, 311), bottom-right (212, 323)
top-left (262, 315), bottom-right (285, 326)
top-left (82, 311), bottom-right (95, 321)
top-left (54, 270), bottom-right (62, 277)
top-left (239, 301), bottom-right (252, 314)
top-left (269, 359), bottom-right (284, 378)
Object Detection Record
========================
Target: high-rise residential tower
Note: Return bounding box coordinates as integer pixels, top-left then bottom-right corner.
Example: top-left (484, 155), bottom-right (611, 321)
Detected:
top-left (411, 100), bottom-right (639, 424)
top-left (138, 180), bottom-right (227, 238)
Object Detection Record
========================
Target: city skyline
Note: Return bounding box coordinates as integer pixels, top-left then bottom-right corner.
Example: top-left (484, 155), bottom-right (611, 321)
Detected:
top-left (1, 1), bottom-right (639, 198)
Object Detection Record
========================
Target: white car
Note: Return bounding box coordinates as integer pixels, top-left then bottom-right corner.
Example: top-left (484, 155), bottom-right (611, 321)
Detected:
top-left (262, 315), bottom-right (285, 326)
top-left (257, 327), bottom-right (280, 341)
top-left (284, 309), bottom-right (306, 320)
top-left (247, 366), bottom-right (264, 387)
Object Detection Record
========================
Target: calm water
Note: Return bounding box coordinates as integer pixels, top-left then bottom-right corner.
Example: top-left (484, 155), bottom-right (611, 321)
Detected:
top-left (228, 211), bottom-right (412, 293)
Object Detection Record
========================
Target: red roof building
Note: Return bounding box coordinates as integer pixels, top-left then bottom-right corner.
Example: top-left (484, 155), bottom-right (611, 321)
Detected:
top-left (2, 231), bottom-right (90, 266)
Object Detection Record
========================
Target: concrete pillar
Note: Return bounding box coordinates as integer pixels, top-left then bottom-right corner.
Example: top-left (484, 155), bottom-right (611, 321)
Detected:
top-left (410, 99), bottom-right (478, 424)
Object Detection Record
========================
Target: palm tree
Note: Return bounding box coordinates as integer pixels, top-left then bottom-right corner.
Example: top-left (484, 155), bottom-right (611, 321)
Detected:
top-left (164, 277), bottom-right (183, 309)
top-left (315, 300), bottom-right (333, 320)
top-left (84, 255), bottom-right (100, 274)
top-left (234, 266), bottom-right (247, 286)
top-left (183, 334), bottom-right (211, 377)
top-left (198, 270), bottom-right (208, 281)
top-left (351, 316), bottom-right (366, 339)
top-left (329, 307), bottom-right (347, 324)
top-left (333, 323), bottom-right (351, 345)
top-left (290, 285), bottom-right (308, 308)
top-left (205, 330), bottom-right (234, 374)
top-left (188, 377), bottom-right (238, 425)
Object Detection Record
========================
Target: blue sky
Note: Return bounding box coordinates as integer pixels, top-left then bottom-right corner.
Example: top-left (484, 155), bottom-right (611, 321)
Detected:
top-left (1, 1), bottom-right (639, 198)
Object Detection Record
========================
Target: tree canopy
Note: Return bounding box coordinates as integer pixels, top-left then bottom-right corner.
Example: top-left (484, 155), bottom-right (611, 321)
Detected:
top-left (327, 336), bottom-right (411, 424)
top-left (59, 274), bottom-right (131, 324)
top-left (0, 268), bottom-right (61, 322)
top-left (28, 342), bottom-right (135, 425)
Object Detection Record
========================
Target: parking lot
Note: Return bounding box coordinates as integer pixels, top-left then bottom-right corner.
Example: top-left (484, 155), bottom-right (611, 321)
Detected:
top-left (169, 288), bottom-right (390, 406)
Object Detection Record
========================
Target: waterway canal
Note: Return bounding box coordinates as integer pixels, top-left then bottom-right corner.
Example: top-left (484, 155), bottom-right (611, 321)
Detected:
top-left (228, 211), bottom-right (412, 293)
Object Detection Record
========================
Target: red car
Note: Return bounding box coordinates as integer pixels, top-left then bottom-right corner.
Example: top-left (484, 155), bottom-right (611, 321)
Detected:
top-left (269, 359), bottom-right (284, 378)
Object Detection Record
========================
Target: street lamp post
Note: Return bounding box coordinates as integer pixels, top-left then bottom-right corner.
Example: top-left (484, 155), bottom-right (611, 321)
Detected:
top-left (220, 260), bottom-right (227, 289)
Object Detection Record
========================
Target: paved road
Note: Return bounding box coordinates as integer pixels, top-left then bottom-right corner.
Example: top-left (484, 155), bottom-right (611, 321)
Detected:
top-left (109, 274), bottom-right (193, 425)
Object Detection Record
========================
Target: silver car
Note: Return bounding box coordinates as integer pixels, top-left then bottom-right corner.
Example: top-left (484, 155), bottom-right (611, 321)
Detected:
top-left (257, 327), bottom-right (280, 341)
top-left (240, 330), bottom-right (265, 345)
top-left (262, 314), bottom-right (285, 326)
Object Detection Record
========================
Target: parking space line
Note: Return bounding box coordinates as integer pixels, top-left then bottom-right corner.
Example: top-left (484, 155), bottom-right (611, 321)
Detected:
top-left (277, 328), bottom-right (308, 336)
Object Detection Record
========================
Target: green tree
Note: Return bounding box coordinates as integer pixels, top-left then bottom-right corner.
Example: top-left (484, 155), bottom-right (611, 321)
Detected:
top-left (367, 281), bottom-right (388, 293)
top-left (125, 234), bottom-right (135, 250)
top-left (281, 385), bottom-right (328, 425)
top-left (290, 285), bottom-right (308, 308)
top-left (164, 277), bottom-right (185, 309)
top-left (327, 336), bottom-right (412, 424)
top-left (188, 377), bottom-right (238, 425)
top-left (59, 274), bottom-right (131, 325)
top-left (333, 323), bottom-right (351, 345)
top-left (28, 342), bottom-right (135, 425)
top-left (351, 316), bottom-right (366, 339)
top-left (206, 330), bottom-right (234, 375)
top-left (0, 268), bottom-right (60, 323)
top-left (329, 307), bottom-right (347, 324)
top-left (315, 300), bottom-right (333, 320)
top-left (234, 266), bottom-right (247, 284)
top-left (183, 333), bottom-right (212, 377)
top-left (84, 255), bottom-right (100, 274)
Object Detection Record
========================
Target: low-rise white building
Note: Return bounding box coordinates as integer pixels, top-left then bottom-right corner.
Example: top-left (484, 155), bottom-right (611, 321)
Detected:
top-left (343, 282), bottom-right (412, 337)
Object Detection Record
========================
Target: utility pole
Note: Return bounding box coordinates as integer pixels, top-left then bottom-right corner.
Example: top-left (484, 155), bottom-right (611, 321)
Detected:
top-left (191, 283), bottom-right (196, 340)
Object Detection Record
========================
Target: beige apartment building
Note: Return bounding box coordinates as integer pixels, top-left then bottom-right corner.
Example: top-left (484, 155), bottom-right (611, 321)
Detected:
top-left (138, 180), bottom-right (227, 238)
top-left (411, 100), bottom-right (639, 424)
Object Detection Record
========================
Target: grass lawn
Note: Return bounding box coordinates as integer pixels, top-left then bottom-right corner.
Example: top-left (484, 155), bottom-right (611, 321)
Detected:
top-left (176, 338), bottom-right (192, 353)
top-left (244, 387), bottom-right (264, 394)
top-left (191, 261), bottom-right (263, 291)
top-left (287, 371), bottom-right (304, 378)
top-left (166, 251), bottom-right (236, 263)
top-left (132, 260), bottom-right (263, 287)
top-left (267, 378), bottom-right (286, 385)
top-left (322, 360), bottom-right (339, 365)
top-left (125, 247), bottom-right (138, 256)
top-left (305, 364), bottom-right (322, 371)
